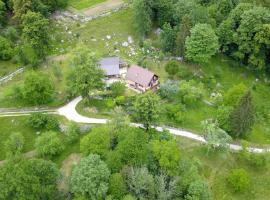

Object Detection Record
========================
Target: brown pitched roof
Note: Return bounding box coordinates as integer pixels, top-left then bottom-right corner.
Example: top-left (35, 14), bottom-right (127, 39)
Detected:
top-left (126, 65), bottom-right (155, 87)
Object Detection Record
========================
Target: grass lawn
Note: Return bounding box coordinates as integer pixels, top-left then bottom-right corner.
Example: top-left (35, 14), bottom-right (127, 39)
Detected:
top-left (69, 0), bottom-right (106, 10)
top-left (0, 116), bottom-right (38, 160)
top-left (0, 61), bottom-right (20, 77)
top-left (177, 137), bottom-right (270, 200)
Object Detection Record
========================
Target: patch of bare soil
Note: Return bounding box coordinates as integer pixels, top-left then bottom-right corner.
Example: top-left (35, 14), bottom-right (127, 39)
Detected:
top-left (83, 0), bottom-right (124, 16)
top-left (58, 153), bottom-right (81, 193)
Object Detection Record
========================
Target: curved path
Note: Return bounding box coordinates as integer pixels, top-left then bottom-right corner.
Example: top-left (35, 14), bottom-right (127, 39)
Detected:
top-left (57, 97), bottom-right (270, 154)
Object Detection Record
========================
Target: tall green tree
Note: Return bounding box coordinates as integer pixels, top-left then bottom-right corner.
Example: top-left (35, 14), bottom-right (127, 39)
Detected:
top-left (0, 36), bottom-right (13, 60)
top-left (229, 91), bottom-right (255, 138)
top-left (70, 154), bottom-right (110, 199)
top-left (108, 173), bottom-right (127, 199)
top-left (151, 139), bottom-right (181, 176)
top-left (160, 22), bottom-right (177, 53)
top-left (185, 180), bottom-right (212, 200)
top-left (0, 0), bottom-right (6, 26)
top-left (80, 127), bottom-right (111, 158)
top-left (0, 158), bottom-right (60, 200)
top-left (175, 15), bottom-right (192, 57)
top-left (123, 167), bottom-right (155, 200)
top-left (22, 71), bottom-right (54, 105)
top-left (185, 23), bottom-right (219, 63)
top-left (133, 91), bottom-right (160, 130)
top-left (201, 119), bottom-right (232, 152)
top-left (21, 11), bottom-right (50, 59)
top-left (133, 0), bottom-right (153, 37)
top-left (68, 48), bottom-right (104, 99)
top-left (116, 128), bottom-right (148, 166)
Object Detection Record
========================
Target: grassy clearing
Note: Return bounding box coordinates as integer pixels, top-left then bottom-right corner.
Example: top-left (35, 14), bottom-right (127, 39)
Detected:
top-left (0, 61), bottom-right (20, 77)
top-left (69, 0), bottom-right (106, 10)
top-left (0, 116), bottom-right (38, 160)
top-left (177, 137), bottom-right (270, 200)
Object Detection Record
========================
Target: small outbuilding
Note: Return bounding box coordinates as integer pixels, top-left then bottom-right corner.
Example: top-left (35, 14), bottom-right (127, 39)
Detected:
top-left (98, 57), bottom-right (121, 78)
top-left (125, 65), bottom-right (159, 92)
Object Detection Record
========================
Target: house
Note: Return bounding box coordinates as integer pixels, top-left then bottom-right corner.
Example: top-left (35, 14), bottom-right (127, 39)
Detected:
top-left (98, 57), bottom-right (121, 78)
top-left (125, 65), bottom-right (159, 92)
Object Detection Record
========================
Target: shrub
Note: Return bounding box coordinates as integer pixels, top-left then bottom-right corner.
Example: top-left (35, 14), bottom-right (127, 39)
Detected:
top-left (224, 83), bottom-right (248, 107)
top-left (22, 71), bottom-right (54, 105)
top-left (165, 104), bottom-right (186, 124)
top-left (165, 61), bottom-right (180, 76)
top-left (5, 132), bottom-right (24, 158)
top-left (106, 98), bottom-right (115, 109)
top-left (34, 131), bottom-right (64, 157)
top-left (216, 106), bottom-right (232, 132)
top-left (178, 80), bottom-right (205, 106)
top-left (0, 36), bottom-right (13, 60)
top-left (115, 95), bottom-right (126, 106)
top-left (176, 66), bottom-right (193, 79)
top-left (66, 122), bottom-right (80, 144)
top-left (227, 169), bottom-right (250, 192)
top-left (110, 82), bottom-right (126, 97)
top-left (159, 80), bottom-right (179, 101)
top-left (28, 113), bottom-right (59, 131)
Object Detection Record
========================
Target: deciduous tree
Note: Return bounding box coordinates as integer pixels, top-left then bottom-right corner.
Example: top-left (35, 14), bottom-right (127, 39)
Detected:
top-left (185, 23), bottom-right (219, 63)
top-left (70, 154), bottom-right (110, 199)
top-left (133, 91), bottom-right (160, 130)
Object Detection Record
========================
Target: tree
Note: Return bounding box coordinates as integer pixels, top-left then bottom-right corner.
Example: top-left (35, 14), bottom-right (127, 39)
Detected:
top-left (133, 0), bottom-right (153, 37)
top-left (123, 167), bottom-right (155, 200)
top-left (133, 91), bottom-right (160, 130)
top-left (110, 81), bottom-right (126, 97)
top-left (22, 71), bottom-right (54, 105)
top-left (229, 91), bottom-right (255, 138)
top-left (235, 7), bottom-right (270, 70)
top-left (21, 11), bottom-right (50, 59)
top-left (217, 4), bottom-right (270, 70)
top-left (116, 128), bottom-right (148, 166)
top-left (165, 61), bottom-right (180, 77)
top-left (175, 15), bottom-right (192, 57)
top-left (160, 22), bottom-right (176, 53)
top-left (151, 139), bottom-right (181, 176)
top-left (5, 132), bottom-right (24, 158)
top-left (0, 0), bottom-right (6, 26)
top-left (155, 173), bottom-right (178, 200)
top-left (108, 173), bottom-right (127, 199)
top-left (0, 158), bottom-right (60, 200)
top-left (185, 23), bottom-right (219, 63)
top-left (185, 180), bottom-right (212, 200)
top-left (13, 0), bottom-right (49, 20)
top-left (68, 48), bottom-right (104, 98)
top-left (34, 131), bottom-right (64, 157)
top-left (201, 119), bottom-right (232, 152)
top-left (0, 36), bottom-right (13, 60)
top-left (80, 127), bottom-right (111, 158)
top-left (70, 154), bottom-right (110, 199)
top-left (227, 168), bottom-right (250, 192)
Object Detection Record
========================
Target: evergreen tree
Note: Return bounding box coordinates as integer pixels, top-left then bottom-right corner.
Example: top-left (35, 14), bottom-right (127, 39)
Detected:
top-left (229, 91), bottom-right (255, 138)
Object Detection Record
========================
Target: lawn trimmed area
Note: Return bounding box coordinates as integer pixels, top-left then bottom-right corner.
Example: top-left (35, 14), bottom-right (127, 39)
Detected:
top-left (69, 0), bottom-right (106, 10)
